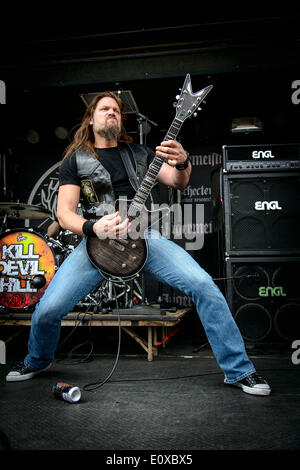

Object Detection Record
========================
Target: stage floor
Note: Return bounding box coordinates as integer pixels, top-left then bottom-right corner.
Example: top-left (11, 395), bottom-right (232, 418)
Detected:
top-left (0, 327), bottom-right (299, 458)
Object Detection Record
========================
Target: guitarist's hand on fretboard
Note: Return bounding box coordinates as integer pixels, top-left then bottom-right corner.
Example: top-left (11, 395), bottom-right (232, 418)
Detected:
top-left (155, 140), bottom-right (187, 167)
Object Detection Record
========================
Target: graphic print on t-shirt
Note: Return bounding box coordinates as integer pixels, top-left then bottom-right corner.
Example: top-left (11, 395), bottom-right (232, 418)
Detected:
top-left (81, 179), bottom-right (99, 204)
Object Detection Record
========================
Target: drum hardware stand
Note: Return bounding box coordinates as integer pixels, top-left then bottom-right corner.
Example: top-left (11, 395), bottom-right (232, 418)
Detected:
top-left (75, 279), bottom-right (126, 313)
top-left (1, 151), bottom-right (7, 199)
top-left (75, 276), bottom-right (144, 314)
top-left (0, 214), bottom-right (8, 234)
top-left (46, 236), bottom-right (74, 255)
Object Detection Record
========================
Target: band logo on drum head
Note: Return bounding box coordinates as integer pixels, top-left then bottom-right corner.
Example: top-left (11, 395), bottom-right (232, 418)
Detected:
top-left (0, 230), bottom-right (55, 310)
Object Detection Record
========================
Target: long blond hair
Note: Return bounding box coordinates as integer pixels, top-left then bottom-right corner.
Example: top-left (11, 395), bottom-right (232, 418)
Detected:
top-left (63, 91), bottom-right (132, 159)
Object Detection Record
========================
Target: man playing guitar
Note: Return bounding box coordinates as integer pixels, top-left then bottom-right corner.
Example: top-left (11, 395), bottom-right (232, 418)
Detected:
top-left (6, 80), bottom-right (271, 396)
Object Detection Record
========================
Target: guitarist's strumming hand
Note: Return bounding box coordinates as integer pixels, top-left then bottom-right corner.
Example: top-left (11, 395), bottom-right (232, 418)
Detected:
top-left (93, 211), bottom-right (130, 239)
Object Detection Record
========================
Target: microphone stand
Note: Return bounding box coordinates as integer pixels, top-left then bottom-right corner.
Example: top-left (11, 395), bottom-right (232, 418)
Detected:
top-left (134, 111), bottom-right (158, 146)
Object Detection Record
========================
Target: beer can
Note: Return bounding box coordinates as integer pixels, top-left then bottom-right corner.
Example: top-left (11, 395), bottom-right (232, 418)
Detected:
top-left (53, 382), bottom-right (81, 403)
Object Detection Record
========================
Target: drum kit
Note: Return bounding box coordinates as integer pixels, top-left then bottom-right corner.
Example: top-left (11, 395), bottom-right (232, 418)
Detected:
top-left (0, 202), bottom-right (143, 313)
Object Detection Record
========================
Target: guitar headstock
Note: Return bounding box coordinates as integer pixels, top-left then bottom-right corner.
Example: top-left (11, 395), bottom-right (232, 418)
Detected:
top-left (175, 74), bottom-right (213, 122)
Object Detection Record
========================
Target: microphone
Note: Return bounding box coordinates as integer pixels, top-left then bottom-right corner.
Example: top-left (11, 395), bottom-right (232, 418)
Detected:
top-left (30, 275), bottom-right (46, 288)
top-left (213, 273), bottom-right (260, 282)
top-left (0, 274), bottom-right (46, 289)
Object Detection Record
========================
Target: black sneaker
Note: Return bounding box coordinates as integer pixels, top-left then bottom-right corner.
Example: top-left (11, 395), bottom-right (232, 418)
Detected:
top-left (6, 361), bottom-right (52, 382)
top-left (227, 372), bottom-right (271, 396)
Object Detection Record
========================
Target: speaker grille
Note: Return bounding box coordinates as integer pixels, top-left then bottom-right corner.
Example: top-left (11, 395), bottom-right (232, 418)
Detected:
top-left (226, 257), bottom-right (300, 345)
top-left (235, 304), bottom-right (272, 341)
top-left (224, 173), bottom-right (300, 255)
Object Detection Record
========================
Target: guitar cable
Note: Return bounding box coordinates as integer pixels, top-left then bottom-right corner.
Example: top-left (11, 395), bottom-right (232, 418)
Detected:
top-left (83, 281), bottom-right (122, 392)
top-left (55, 309), bottom-right (94, 365)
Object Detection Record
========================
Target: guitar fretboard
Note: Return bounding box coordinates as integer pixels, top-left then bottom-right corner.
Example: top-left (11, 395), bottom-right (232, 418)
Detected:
top-left (128, 117), bottom-right (183, 218)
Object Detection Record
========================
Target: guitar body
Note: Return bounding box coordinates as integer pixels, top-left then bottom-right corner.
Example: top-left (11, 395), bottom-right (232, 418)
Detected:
top-left (86, 233), bottom-right (147, 280)
top-left (86, 200), bottom-right (169, 279)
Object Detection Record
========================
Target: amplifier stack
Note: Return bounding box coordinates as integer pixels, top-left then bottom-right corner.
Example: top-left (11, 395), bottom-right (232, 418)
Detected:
top-left (213, 143), bottom-right (300, 347)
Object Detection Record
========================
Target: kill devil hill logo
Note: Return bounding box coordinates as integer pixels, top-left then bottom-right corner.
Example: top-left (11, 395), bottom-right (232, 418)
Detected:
top-left (0, 230), bottom-right (56, 310)
top-left (0, 163), bottom-right (61, 310)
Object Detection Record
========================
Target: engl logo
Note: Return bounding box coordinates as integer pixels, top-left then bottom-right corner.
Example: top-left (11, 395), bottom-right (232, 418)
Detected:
top-left (258, 286), bottom-right (286, 297)
top-left (252, 150), bottom-right (275, 159)
top-left (255, 201), bottom-right (282, 211)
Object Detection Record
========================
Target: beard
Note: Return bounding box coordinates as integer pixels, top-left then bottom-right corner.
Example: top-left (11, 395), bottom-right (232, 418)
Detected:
top-left (95, 121), bottom-right (121, 141)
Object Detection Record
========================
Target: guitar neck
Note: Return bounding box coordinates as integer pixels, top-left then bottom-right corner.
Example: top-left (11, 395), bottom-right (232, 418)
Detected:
top-left (128, 117), bottom-right (183, 217)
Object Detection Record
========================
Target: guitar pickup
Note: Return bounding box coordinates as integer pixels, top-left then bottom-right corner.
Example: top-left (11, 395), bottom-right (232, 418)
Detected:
top-left (108, 240), bottom-right (126, 251)
top-left (116, 237), bottom-right (129, 245)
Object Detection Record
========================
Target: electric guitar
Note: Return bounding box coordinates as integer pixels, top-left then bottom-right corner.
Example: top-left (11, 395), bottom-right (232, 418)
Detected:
top-left (86, 74), bottom-right (213, 280)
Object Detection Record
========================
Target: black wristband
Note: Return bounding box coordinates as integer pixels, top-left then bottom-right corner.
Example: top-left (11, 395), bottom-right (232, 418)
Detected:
top-left (175, 155), bottom-right (190, 171)
top-left (82, 220), bottom-right (96, 237)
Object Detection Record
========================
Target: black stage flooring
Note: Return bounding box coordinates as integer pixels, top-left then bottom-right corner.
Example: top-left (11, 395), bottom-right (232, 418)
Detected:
top-left (0, 331), bottom-right (299, 460)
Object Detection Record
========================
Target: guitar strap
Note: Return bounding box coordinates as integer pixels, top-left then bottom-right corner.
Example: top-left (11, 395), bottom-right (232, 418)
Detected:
top-left (118, 143), bottom-right (156, 208)
top-left (118, 143), bottom-right (139, 191)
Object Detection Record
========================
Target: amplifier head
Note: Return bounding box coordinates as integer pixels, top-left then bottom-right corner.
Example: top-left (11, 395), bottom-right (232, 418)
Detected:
top-left (223, 144), bottom-right (300, 172)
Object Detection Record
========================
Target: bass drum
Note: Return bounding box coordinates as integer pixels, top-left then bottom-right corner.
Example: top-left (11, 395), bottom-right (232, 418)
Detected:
top-left (0, 229), bottom-right (56, 311)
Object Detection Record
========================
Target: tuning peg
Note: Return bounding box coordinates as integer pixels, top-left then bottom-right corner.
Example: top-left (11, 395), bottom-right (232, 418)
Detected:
top-left (193, 112), bottom-right (197, 117)
top-left (197, 107), bottom-right (202, 111)
top-left (173, 102), bottom-right (178, 108)
top-left (175, 94), bottom-right (180, 100)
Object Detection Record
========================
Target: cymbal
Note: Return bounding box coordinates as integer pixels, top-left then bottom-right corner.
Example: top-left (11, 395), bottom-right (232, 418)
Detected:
top-left (0, 202), bottom-right (52, 219)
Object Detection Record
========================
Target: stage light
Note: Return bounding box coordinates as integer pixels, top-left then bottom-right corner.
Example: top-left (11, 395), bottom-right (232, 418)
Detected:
top-left (25, 129), bottom-right (39, 144)
top-left (231, 117), bottom-right (263, 134)
top-left (54, 126), bottom-right (69, 139)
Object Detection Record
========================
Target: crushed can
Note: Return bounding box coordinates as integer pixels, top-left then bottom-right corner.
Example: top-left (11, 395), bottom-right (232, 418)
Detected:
top-left (53, 382), bottom-right (81, 403)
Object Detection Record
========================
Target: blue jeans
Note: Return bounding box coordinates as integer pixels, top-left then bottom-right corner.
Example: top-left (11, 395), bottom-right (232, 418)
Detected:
top-left (25, 231), bottom-right (255, 383)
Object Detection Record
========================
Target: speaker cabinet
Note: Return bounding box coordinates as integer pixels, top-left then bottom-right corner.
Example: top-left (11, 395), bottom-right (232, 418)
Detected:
top-left (226, 257), bottom-right (300, 345)
top-left (223, 172), bottom-right (300, 256)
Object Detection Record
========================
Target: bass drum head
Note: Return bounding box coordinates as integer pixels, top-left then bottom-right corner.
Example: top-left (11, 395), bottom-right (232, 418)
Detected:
top-left (0, 229), bottom-right (56, 311)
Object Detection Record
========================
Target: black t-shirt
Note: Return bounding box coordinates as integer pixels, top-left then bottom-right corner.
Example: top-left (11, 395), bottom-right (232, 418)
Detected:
top-left (59, 146), bottom-right (142, 200)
